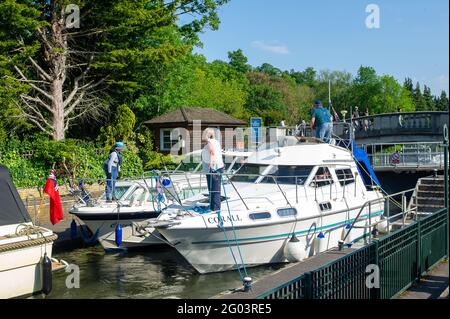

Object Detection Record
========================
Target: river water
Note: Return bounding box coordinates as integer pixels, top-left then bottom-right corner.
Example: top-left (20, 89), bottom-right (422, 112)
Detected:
top-left (33, 245), bottom-right (285, 299)
top-left (26, 195), bottom-right (285, 299)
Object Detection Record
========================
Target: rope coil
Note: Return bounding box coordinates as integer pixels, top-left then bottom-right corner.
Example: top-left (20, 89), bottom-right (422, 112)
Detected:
top-left (0, 233), bottom-right (58, 253)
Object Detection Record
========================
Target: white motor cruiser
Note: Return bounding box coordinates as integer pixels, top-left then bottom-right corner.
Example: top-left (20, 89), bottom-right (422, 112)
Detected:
top-left (69, 178), bottom-right (166, 251)
top-left (0, 165), bottom-right (57, 298)
top-left (153, 137), bottom-right (386, 274)
top-left (69, 150), bottom-right (252, 251)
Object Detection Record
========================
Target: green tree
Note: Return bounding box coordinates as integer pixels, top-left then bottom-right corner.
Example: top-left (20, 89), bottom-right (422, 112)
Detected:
top-left (373, 76), bottom-right (415, 113)
top-left (256, 63), bottom-right (282, 76)
top-left (228, 49), bottom-right (251, 73)
top-left (351, 66), bottom-right (382, 112)
top-left (289, 67), bottom-right (317, 87)
top-left (136, 53), bottom-right (249, 120)
top-left (183, 68), bottom-right (247, 118)
top-left (314, 70), bottom-right (353, 114)
top-left (413, 82), bottom-right (426, 111)
top-left (97, 104), bottom-right (137, 152)
top-left (403, 78), bottom-right (414, 93)
top-left (0, 0), bottom-right (229, 140)
top-left (422, 86), bottom-right (435, 111)
top-left (436, 91), bottom-right (449, 111)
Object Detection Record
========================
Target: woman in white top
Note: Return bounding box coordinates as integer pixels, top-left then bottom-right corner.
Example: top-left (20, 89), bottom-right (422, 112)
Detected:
top-left (201, 128), bottom-right (225, 212)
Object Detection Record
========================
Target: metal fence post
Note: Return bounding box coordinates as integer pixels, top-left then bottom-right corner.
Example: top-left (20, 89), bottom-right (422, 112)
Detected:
top-left (443, 125), bottom-right (449, 257)
top-left (372, 241), bottom-right (380, 299)
top-left (304, 272), bottom-right (313, 299)
top-left (402, 195), bottom-right (406, 227)
top-left (369, 202), bottom-right (372, 243)
top-left (417, 221), bottom-right (422, 281)
top-left (386, 199), bottom-right (390, 234)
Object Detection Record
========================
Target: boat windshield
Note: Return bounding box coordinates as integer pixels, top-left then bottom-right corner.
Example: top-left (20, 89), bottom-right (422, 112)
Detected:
top-left (224, 156), bottom-right (248, 174)
top-left (175, 154), bottom-right (202, 172)
top-left (259, 166), bottom-right (314, 185)
top-left (230, 164), bottom-right (269, 183)
top-left (230, 164), bottom-right (313, 185)
top-left (101, 186), bottom-right (130, 200)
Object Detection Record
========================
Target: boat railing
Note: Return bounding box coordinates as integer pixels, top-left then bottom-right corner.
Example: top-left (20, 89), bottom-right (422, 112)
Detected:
top-left (150, 167), bottom-right (374, 210)
top-left (339, 188), bottom-right (417, 249)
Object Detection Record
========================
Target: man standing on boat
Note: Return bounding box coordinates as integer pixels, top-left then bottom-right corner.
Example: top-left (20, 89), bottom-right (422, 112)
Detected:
top-left (310, 100), bottom-right (333, 144)
top-left (201, 128), bottom-right (225, 212)
top-left (104, 142), bottom-right (125, 201)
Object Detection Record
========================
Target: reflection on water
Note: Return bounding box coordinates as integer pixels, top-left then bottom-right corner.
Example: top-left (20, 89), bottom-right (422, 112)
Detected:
top-left (32, 245), bottom-right (285, 299)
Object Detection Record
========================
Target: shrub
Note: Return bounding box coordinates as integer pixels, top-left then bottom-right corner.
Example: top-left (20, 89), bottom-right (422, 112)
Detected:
top-left (0, 150), bottom-right (47, 187)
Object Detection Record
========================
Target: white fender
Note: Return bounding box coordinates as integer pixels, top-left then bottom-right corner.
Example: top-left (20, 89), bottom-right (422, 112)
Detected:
top-left (341, 224), bottom-right (353, 244)
top-left (284, 236), bottom-right (306, 262)
top-left (376, 218), bottom-right (390, 233)
top-left (314, 232), bottom-right (326, 254)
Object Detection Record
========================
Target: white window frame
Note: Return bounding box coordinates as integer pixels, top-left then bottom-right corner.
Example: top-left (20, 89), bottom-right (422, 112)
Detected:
top-left (160, 129), bottom-right (178, 151)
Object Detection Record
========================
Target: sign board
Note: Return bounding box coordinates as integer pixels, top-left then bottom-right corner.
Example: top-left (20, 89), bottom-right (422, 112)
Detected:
top-left (250, 117), bottom-right (262, 146)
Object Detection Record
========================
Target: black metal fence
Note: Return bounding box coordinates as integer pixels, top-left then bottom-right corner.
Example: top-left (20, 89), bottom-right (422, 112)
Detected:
top-left (258, 208), bottom-right (448, 299)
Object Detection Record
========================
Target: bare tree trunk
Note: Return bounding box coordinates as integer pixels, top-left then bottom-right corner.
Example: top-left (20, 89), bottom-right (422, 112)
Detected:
top-left (49, 4), bottom-right (66, 141)
top-left (10, 1), bottom-right (107, 140)
top-left (51, 79), bottom-right (65, 140)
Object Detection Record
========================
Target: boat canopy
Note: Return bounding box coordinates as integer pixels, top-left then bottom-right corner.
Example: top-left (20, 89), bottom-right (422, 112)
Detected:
top-left (0, 165), bottom-right (32, 226)
top-left (352, 143), bottom-right (382, 189)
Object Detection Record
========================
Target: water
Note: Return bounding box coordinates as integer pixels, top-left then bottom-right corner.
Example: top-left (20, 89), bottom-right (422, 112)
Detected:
top-left (32, 245), bottom-right (285, 299)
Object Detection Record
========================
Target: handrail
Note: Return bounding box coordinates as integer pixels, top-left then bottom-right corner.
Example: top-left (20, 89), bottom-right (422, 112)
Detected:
top-left (339, 188), bottom-right (416, 249)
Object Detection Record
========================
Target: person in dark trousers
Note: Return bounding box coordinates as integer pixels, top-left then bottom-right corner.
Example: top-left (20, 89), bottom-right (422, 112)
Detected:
top-left (104, 142), bottom-right (124, 201)
top-left (353, 107), bottom-right (361, 130)
top-left (310, 100), bottom-right (333, 144)
top-left (201, 128), bottom-right (225, 212)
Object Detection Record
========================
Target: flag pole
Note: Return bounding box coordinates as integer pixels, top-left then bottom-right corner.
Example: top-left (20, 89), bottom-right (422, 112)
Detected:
top-left (328, 79), bottom-right (332, 113)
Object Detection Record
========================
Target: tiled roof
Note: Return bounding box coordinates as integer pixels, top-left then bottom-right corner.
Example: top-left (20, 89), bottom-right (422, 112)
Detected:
top-left (144, 107), bottom-right (246, 126)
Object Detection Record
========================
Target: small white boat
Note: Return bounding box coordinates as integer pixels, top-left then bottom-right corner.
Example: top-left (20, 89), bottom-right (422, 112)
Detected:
top-left (69, 150), bottom-right (252, 251)
top-left (69, 178), bottom-right (166, 251)
top-left (153, 137), bottom-right (385, 274)
top-left (0, 166), bottom-right (57, 298)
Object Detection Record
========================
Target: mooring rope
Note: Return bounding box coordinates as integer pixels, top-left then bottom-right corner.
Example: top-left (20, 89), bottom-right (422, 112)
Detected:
top-left (211, 171), bottom-right (249, 283)
top-left (0, 229), bottom-right (57, 253)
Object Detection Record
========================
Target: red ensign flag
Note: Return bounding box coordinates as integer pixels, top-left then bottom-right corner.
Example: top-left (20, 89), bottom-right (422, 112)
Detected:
top-left (44, 170), bottom-right (64, 225)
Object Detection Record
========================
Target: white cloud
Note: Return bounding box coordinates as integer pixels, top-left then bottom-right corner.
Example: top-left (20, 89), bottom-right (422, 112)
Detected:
top-left (251, 41), bottom-right (290, 55)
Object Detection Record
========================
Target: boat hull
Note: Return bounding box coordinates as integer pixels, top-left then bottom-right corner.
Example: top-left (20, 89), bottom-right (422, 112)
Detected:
top-left (0, 239), bottom-right (54, 299)
top-left (159, 206), bottom-right (383, 274)
top-left (71, 211), bottom-right (164, 250)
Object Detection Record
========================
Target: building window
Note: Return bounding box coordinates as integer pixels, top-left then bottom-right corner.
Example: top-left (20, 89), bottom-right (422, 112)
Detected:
top-left (336, 169), bottom-right (355, 186)
top-left (310, 167), bottom-right (334, 188)
top-left (160, 129), bottom-right (178, 151)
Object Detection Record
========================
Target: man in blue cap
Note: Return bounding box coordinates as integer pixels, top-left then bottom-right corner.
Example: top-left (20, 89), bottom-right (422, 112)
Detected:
top-left (310, 100), bottom-right (333, 144)
top-left (104, 142), bottom-right (125, 201)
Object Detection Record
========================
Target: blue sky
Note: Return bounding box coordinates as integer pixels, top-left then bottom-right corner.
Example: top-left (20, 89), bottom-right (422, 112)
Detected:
top-left (192, 0), bottom-right (449, 95)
